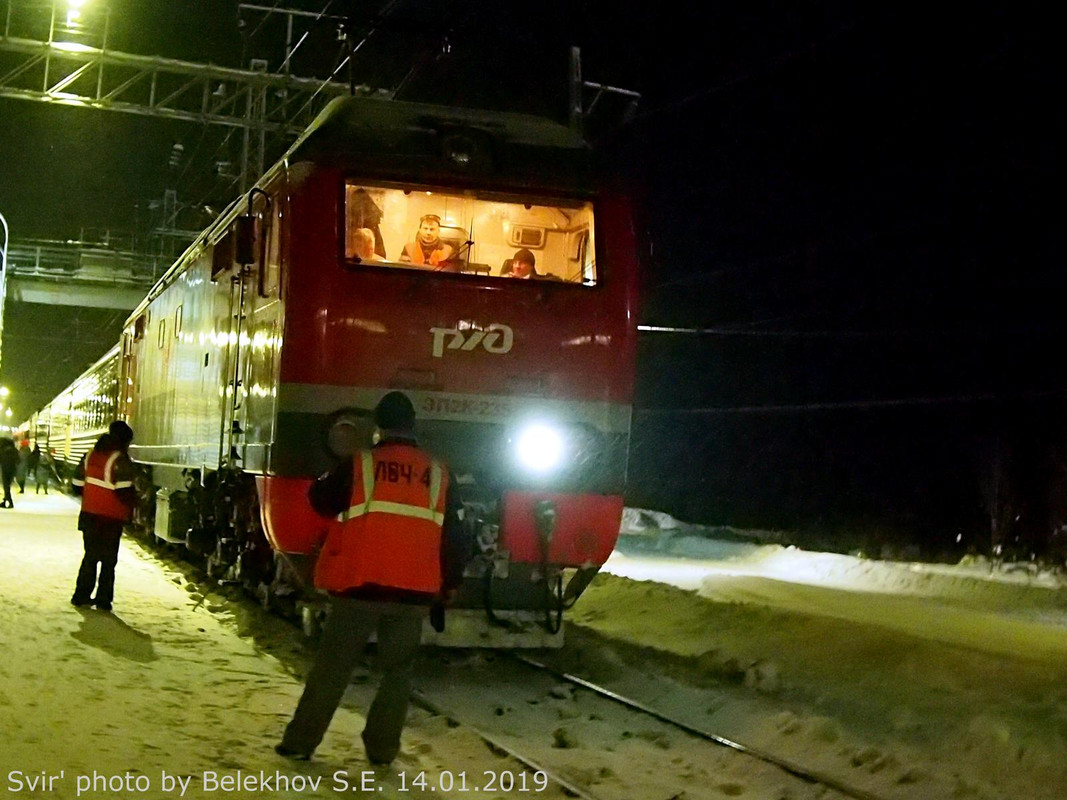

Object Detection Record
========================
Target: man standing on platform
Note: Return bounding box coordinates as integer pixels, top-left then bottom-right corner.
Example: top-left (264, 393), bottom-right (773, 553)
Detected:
top-left (70, 420), bottom-right (137, 612)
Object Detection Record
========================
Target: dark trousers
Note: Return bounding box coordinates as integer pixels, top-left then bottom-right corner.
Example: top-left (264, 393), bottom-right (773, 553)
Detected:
top-left (72, 519), bottom-right (123, 605)
top-left (281, 597), bottom-right (425, 763)
top-left (1, 474), bottom-right (13, 507)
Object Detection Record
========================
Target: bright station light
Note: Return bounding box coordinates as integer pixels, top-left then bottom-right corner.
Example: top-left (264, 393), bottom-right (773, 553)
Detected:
top-left (515, 423), bottom-right (564, 474)
top-left (67, 0), bottom-right (87, 27)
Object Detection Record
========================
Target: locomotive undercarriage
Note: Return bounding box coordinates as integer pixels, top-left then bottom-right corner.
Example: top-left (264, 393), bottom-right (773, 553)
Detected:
top-left (138, 467), bottom-right (592, 647)
top-left (141, 465), bottom-right (282, 618)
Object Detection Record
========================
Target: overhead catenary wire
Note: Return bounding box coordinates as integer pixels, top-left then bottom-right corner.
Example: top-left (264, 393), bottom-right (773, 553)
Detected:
top-left (638, 324), bottom-right (1067, 340)
top-left (637, 388), bottom-right (1067, 416)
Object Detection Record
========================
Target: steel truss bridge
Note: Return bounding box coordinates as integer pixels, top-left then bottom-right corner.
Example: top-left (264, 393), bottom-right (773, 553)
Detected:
top-left (4, 236), bottom-right (163, 310)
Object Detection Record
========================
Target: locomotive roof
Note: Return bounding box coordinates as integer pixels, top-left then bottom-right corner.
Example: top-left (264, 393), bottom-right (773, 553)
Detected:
top-left (291, 94), bottom-right (588, 156)
top-left (285, 95), bottom-right (594, 189)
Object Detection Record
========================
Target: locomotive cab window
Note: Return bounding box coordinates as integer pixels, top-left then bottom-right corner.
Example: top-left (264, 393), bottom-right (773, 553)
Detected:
top-left (343, 183), bottom-right (597, 285)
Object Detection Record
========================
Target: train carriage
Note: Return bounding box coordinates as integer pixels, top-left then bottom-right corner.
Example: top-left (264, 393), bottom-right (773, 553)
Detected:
top-left (49, 94), bottom-right (641, 645)
top-left (24, 344), bottom-right (120, 474)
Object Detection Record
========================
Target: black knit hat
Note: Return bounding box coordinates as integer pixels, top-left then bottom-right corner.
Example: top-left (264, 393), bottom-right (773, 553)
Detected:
top-left (374, 391), bottom-right (415, 432)
top-left (109, 420), bottom-right (134, 444)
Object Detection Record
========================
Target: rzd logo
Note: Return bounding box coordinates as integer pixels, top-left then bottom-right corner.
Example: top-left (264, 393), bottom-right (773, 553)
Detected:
top-left (430, 323), bottom-right (514, 358)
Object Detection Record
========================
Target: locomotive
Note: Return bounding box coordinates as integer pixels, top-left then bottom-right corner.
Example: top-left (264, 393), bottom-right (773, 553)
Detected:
top-left (27, 94), bottom-right (640, 646)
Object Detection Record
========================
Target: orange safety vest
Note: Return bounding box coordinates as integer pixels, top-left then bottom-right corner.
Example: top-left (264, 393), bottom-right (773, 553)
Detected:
top-left (403, 241), bottom-right (452, 267)
top-left (78, 450), bottom-right (135, 522)
top-left (314, 444), bottom-right (448, 595)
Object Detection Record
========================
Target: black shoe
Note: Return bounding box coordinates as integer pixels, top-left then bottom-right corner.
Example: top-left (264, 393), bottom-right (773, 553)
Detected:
top-left (93, 600), bottom-right (113, 612)
top-left (71, 596), bottom-right (92, 607)
top-left (274, 744), bottom-right (311, 761)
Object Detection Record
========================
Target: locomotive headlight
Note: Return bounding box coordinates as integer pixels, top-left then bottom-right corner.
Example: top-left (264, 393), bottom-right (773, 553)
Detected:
top-left (515, 423), bottom-right (564, 474)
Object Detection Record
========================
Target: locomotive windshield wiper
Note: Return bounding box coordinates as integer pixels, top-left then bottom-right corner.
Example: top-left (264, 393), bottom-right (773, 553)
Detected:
top-left (433, 236), bottom-right (475, 272)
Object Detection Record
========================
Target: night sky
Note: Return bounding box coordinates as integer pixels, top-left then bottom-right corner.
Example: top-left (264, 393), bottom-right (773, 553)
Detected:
top-left (0, 3), bottom-right (1058, 555)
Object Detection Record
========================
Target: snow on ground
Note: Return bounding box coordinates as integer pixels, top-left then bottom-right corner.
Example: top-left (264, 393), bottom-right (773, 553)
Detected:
top-left (4, 494), bottom-right (1067, 800)
top-left (566, 511), bottom-right (1067, 799)
top-left (0, 493), bottom-right (582, 800)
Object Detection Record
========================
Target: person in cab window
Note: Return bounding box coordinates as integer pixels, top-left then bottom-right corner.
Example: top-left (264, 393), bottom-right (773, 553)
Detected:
top-left (399, 214), bottom-right (453, 268)
top-left (351, 228), bottom-right (381, 262)
top-left (70, 421), bottom-right (137, 612)
top-left (276, 391), bottom-right (469, 766)
top-left (507, 248), bottom-right (539, 279)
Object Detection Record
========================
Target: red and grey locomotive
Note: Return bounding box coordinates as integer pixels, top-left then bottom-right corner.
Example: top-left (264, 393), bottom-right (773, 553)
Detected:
top-left (36, 95), bottom-right (640, 645)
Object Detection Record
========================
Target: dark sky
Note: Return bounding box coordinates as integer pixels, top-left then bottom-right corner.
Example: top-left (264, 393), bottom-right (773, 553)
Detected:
top-left (0, 3), bottom-right (1058, 545)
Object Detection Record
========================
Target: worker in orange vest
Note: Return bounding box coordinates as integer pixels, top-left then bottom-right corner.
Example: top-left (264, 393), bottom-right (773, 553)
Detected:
top-left (70, 421), bottom-right (137, 612)
top-left (276, 391), bottom-right (468, 765)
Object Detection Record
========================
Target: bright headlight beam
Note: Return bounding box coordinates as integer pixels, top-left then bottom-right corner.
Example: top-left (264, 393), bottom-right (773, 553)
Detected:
top-left (516, 424), bottom-right (564, 473)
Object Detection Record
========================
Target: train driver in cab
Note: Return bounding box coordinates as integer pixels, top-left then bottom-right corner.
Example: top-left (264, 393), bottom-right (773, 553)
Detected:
top-left (399, 214), bottom-right (453, 268)
top-left (507, 248), bottom-right (539, 279)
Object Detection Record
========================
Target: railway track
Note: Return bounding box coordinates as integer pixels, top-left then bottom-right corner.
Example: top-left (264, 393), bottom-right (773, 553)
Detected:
top-left (135, 536), bottom-right (892, 800)
top-left (407, 648), bottom-right (891, 800)
top-left (409, 690), bottom-right (605, 800)
top-left (509, 654), bottom-right (888, 800)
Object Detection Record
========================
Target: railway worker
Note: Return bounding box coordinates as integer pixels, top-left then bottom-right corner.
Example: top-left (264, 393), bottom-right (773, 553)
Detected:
top-left (506, 248), bottom-right (539, 279)
top-left (69, 421), bottom-right (137, 612)
top-left (399, 213), bottom-right (453, 268)
top-left (276, 391), bottom-right (469, 766)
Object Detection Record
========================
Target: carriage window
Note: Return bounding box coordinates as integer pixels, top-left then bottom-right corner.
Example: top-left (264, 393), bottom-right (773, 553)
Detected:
top-left (344, 183), bottom-right (597, 285)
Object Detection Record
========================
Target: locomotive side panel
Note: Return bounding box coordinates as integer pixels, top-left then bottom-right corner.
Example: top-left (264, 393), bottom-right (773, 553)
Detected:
top-left (237, 186), bottom-right (287, 473)
top-left (124, 248), bottom-right (242, 479)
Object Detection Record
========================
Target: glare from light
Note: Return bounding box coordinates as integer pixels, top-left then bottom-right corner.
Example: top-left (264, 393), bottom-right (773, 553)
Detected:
top-left (66, 0), bottom-right (87, 28)
top-left (52, 41), bottom-right (95, 53)
top-left (4, 409), bottom-right (11, 418)
top-left (516, 423), bottom-right (564, 473)
top-left (0, 387), bottom-right (8, 397)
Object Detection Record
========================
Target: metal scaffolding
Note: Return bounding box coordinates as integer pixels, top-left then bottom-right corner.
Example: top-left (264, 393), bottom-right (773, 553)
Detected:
top-left (0, 1), bottom-right (359, 190)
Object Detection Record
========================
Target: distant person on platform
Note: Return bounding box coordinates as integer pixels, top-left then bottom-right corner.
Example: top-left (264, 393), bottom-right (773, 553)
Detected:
top-left (28, 443), bottom-right (41, 484)
top-left (70, 421), bottom-right (137, 612)
top-left (16, 440), bottom-right (31, 493)
top-left (399, 214), bottom-right (453, 268)
top-left (0, 438), bottom-right (18, 508)
top-left (276, 391), bottom-right (469, 766)
top-left (35, 447), bottom-right (54, 495)
top-left (506, 248), bottom-right (539, 279)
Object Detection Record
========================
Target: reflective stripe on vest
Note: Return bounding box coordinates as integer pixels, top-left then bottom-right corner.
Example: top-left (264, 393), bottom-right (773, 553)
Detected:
top-left (84, 452), bottom-right (133, 490)
top-left (81, 450), bottom-right (132, 521)
top-left (338, 450), bottom-right (444, 525)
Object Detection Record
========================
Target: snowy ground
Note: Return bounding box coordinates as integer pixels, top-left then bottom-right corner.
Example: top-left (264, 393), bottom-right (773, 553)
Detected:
top-left (572, 511), bottom-right (1067, 799)
top-left (2, 494), bottom-right (1066, 799)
